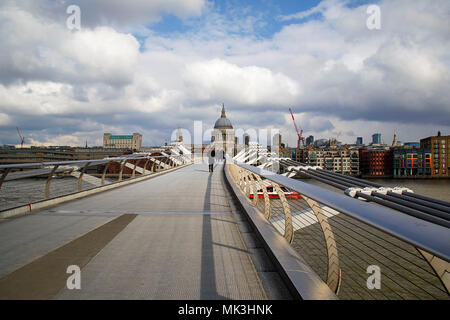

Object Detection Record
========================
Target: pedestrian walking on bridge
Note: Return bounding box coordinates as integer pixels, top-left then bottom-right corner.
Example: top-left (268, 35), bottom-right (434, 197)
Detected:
top-left (208, 149), bottom-right (215, 172)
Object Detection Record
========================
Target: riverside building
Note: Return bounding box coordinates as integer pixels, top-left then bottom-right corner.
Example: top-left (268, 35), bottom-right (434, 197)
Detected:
top-left (420, 132), bottom-right (449, 177)
top-left (103, 133), bottom-right (142, 150)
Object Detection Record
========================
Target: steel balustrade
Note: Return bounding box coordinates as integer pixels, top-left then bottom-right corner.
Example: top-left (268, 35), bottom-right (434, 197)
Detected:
top-left (0, 154), bottom-right (189, 200)
top-left (278, 159), bottom-right (450, 297)
top-left (228, 161), bottom-right (339, 294)
top-left (227, 158), bottom-right (450, 300)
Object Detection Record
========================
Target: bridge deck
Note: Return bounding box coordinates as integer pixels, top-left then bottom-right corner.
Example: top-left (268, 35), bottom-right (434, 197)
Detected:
top-left (0, 163), bottom-right (269, 300)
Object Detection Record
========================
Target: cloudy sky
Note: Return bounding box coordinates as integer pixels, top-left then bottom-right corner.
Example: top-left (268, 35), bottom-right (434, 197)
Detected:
top-left (0, 0), bottom-right (449, 147)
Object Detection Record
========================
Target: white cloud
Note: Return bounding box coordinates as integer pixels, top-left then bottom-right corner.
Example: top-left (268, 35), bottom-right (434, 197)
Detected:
top-left (59, 27), bottom-right (140, 83)
top-left (0, 6), bottom-right (140, 86)
top-left (183, 59), bottom-right (300, 106)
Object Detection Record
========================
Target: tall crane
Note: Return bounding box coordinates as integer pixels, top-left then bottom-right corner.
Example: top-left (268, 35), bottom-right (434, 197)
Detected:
top-left (16, 126), bottom-right (25, 148)
top-left (289, 108), bottom-right (304, 148)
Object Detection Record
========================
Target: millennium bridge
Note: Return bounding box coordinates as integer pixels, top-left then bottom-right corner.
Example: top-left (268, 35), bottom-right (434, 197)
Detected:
top-left (0, 142), bottom-right (448, 300)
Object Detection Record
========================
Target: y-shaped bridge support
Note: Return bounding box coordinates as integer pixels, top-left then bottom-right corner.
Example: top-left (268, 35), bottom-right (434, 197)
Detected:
top-left (417, 250), bottom-right (450, 295)
top-left (302, 196), bottom-right (341, 295)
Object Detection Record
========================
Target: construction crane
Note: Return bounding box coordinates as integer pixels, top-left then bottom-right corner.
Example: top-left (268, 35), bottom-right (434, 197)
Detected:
top-left (289, 108), bottom-right (304, 148)
top-left (16, 126), bottom-right (25, 148)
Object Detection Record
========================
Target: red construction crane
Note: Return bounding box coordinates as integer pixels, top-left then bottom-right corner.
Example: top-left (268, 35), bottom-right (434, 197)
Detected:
top-left (16, 126), bottom-right (25, 148)
top-left (289, 108), bottom-right (304, 148)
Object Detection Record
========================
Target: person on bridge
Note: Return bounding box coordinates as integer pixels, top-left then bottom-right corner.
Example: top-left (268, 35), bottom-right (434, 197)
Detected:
top-left (208, 149), bottom-right (215, 172)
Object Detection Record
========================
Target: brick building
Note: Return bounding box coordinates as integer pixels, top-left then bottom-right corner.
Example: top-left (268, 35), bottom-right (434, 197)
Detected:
top-left (359, 148), bottom-right (393, 177)
top-left (392, 146), bottom-right (431, 177)
top-left (420, 132), bottom-right (449, 177)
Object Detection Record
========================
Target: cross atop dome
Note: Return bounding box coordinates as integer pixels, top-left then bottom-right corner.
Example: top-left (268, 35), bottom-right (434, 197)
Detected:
top-left (214, 103), bottom-right (233, 129)
top-left (221, 103), bottom-right (226, 118)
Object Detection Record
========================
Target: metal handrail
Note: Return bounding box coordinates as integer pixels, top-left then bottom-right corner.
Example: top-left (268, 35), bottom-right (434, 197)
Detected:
top-left (229, 159), bottom-right (450, 263)
top-left (278, 161), bottom-right (450, 228)
top-left (280, 159), bottom-right (450, 211)
top-left (0, 154), bottom-right (191, 194)
top-left (0, 154), bottom-right (185, 170)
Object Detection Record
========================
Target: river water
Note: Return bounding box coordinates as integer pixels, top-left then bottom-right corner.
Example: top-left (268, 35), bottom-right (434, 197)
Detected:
top-left (298, 178), bottom-right (450, 202)
top-left (366, 179), bottom-right (450, 202)
top-left (0, 177), bottom-right (97, 211)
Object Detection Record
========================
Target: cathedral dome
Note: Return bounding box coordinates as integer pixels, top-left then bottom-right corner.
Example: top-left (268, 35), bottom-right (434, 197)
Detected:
top-left (214, 104), bottom-right (233, 129)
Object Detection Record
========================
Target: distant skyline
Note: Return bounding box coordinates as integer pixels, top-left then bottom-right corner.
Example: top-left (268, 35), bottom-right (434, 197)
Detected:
top-left (0, 0), bottom-right (449, 148)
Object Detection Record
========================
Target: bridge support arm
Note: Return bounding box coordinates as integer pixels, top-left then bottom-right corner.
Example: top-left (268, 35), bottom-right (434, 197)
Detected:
top-left (302, 195), bottom-right (341, 295)
top-left (252, 173), bottom-right (271, 219)
top-left (78, 162), bottom-right (91, 191)
top-left (101, 161), bottom-right (112, 186)
top-left (272, 182), bottom-right (294, 244)
top-left (164, 157), bottom-right (170, 169)
top-left (247, 174), bottom-right (258, 206)
top-left (45, 165), bottom-right (60, 199)
top-left (144, 159), bottom-right (150, 175)
top-left (156, 159), bottom-right (161, 172)
top-left (243, 173), bottom-right (250, 198)
top-left (118, 160), bottom-right (128, 182)
top-left (0, 168), bottom-right (11, 190)
top-left (132, 161), bottom-right (138, 178)
top-left (417, 249), bottom-right (450, 295)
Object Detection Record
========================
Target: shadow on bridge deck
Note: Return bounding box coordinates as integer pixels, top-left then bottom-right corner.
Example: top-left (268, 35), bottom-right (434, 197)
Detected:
top-left (0, 163), bottom-right (274, 300)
